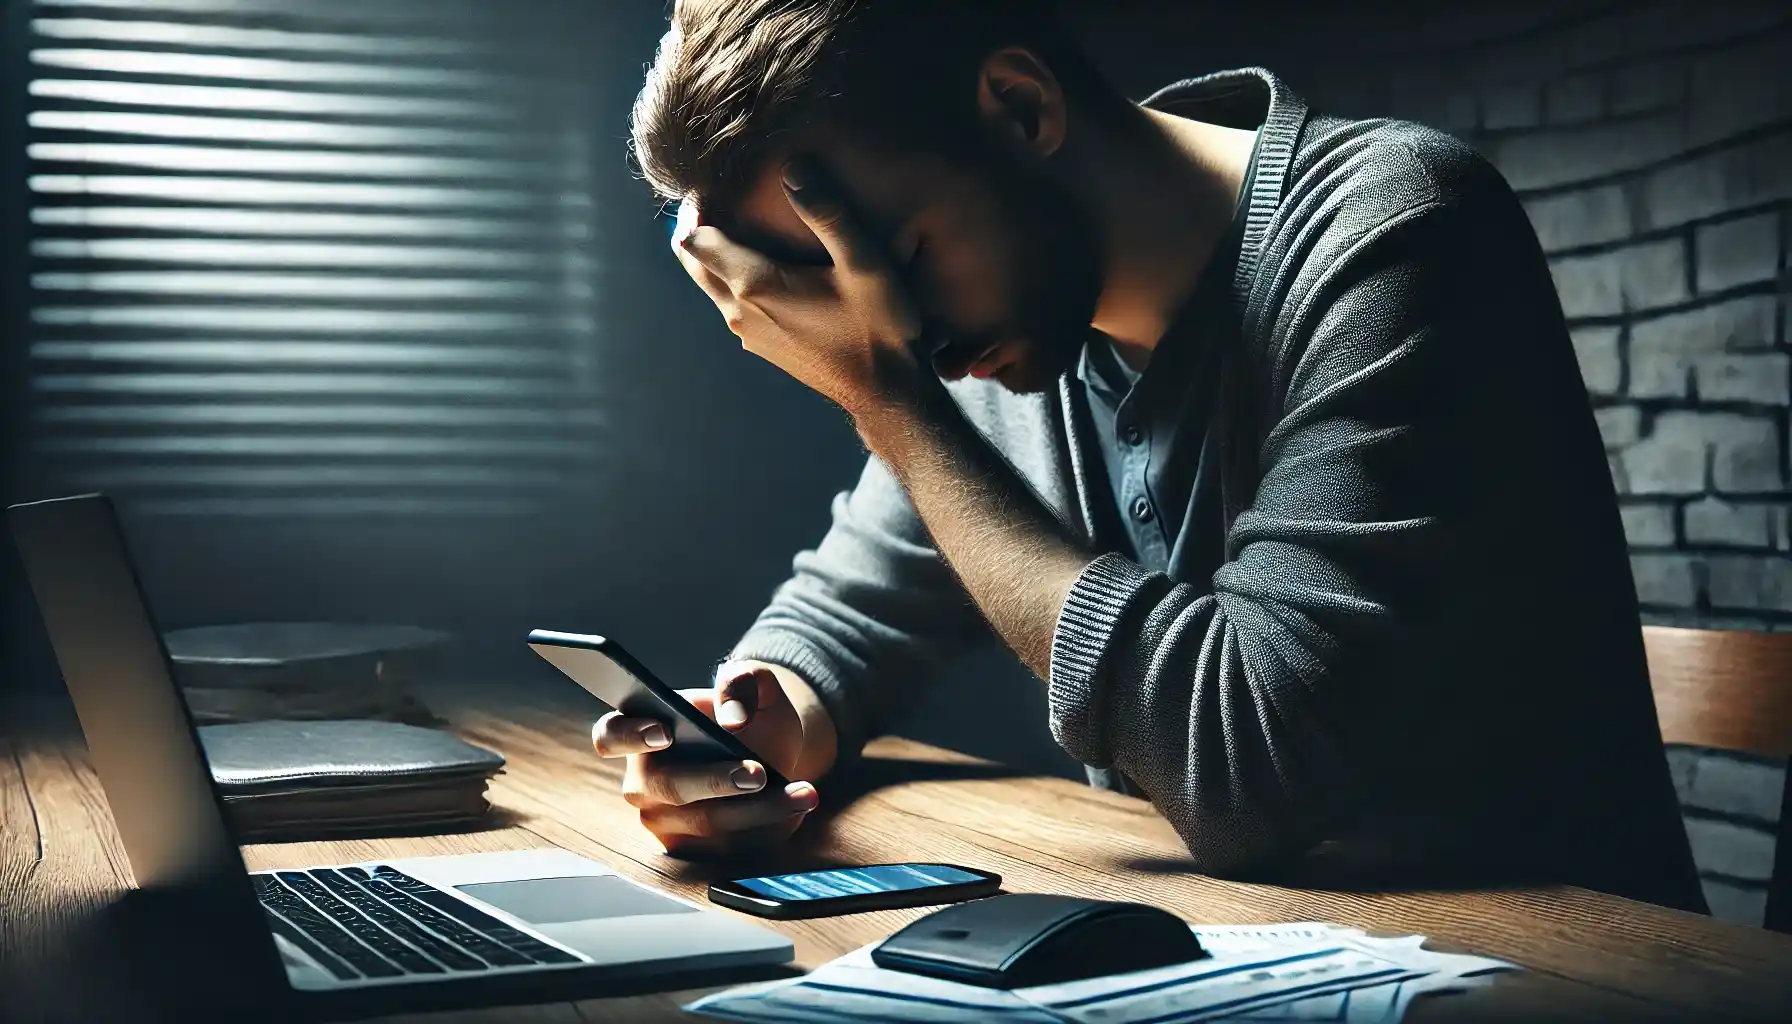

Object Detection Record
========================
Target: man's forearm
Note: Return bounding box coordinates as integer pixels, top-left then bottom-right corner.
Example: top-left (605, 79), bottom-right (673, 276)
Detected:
top-left (849, 380), bottom-right (1093, 680)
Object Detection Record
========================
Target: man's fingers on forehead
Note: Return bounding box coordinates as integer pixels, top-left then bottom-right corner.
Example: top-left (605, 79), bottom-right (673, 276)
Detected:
top-left (680, 224), bottom-right (742, 267)
top-left (685, 226), bottom-right (782, 291)
top-left (673, 246), bottom-right (731, 303)
top-left (781, 168), bottom-right (887, 273)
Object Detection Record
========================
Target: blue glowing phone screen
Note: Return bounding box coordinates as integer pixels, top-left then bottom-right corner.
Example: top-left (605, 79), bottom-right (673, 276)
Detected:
top-left (735, 864), bottom-right (982, 901)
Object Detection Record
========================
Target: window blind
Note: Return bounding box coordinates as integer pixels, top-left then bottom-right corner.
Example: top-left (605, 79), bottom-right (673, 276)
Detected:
top-left (23, 0), bottom-right (604, 517)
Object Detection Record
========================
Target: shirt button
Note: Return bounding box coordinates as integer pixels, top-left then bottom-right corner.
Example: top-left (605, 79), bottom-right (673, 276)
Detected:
top-left (1131, 496), bottom-right (1154, 522)
top-left (1121, 425), bottom-right (1144, 447)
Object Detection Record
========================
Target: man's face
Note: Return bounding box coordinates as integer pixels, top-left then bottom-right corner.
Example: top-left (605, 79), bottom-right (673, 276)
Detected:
top-left (721, 131), bottom-right (1103, 394)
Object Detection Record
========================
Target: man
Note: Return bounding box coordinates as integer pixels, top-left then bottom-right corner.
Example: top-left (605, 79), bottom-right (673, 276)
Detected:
top-left (596, 0), bottom-right (1705, 912)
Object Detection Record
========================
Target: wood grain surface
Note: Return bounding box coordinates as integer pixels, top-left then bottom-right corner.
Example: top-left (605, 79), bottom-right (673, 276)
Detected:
top-left (1643, 624), bottom-right (1792, 758)
top-left (5, 680), bottom-right (1792, 1023)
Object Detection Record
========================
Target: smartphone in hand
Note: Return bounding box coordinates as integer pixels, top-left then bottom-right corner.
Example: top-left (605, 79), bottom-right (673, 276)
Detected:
top-left (527, 629), bottom-right (790, 789)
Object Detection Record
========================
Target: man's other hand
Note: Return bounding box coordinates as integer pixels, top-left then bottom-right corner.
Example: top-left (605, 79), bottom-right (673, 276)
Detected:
top-left (670, 160), bottom-right (929, 418)
top-left (590, 661), bottom-right (836, 857)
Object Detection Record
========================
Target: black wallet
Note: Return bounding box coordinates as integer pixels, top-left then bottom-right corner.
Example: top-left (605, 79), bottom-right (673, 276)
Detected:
top-left (197, 719), bottom-right (505, 842)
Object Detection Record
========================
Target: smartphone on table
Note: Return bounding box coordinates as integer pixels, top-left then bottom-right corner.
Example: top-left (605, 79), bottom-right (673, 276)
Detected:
top-left (526, 629), bottom-right (789, 788)
top-left (708, 863), bottom-right (1002, 919)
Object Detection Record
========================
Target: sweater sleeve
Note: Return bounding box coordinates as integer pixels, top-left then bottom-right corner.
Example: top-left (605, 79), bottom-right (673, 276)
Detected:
top-left (731, 454), bottom-right (995, 765)
top-left (1048, 179), bottom-right (1480, 874)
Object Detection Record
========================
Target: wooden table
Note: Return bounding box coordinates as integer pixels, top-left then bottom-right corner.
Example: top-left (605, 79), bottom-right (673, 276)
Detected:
top-left (6, 683), bottom-right (1792, 1022)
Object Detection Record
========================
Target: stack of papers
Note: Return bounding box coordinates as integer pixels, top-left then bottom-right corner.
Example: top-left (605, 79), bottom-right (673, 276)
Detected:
top-left (685, 921), bottom-right (1513, 1023)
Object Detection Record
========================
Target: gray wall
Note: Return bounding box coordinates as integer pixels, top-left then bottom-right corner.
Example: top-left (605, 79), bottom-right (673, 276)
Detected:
top-left (1069, 0), bottom-right (1790, 925)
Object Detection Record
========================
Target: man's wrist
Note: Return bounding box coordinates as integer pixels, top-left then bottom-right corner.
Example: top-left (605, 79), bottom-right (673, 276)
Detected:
top-left (849, 370), bottom-right (956, 461)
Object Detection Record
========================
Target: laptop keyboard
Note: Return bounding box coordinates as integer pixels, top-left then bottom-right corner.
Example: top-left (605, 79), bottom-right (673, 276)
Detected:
top-left (254, 865), bottom-right (581, 981)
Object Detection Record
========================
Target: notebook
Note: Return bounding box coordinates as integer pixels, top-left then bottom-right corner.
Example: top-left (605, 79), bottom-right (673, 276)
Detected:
top-left (197, 719), bottom-right (505, 841)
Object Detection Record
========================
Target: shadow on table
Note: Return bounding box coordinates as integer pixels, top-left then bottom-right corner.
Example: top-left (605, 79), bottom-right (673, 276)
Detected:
top-left (44, 885), bottom-right (309, 1024)
top-left (1122, 843), bottom-right (1557, 895)
top-left (48, 883), bottom-right (802, 1023)
top-left (821, 753), bottom-right (1021, 804)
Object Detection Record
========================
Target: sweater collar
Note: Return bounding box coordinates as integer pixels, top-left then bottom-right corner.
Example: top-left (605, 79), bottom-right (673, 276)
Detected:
top-left (1139, 68), bottom-right (1310, 304)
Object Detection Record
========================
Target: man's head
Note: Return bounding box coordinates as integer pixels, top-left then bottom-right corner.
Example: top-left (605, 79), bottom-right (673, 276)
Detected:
top-left (631, 0), bottom-right (1132, 393)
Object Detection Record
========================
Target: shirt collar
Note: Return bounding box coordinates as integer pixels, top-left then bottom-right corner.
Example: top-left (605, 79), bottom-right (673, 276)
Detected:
top-left (1076, 332), bottom-right (1132, 403)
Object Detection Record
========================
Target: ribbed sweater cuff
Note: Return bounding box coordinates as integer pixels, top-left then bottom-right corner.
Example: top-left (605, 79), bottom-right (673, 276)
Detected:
top-left (1049, 552), bottom-right (1157, 768)
top-left (726, 629), bottom-right (866, 777)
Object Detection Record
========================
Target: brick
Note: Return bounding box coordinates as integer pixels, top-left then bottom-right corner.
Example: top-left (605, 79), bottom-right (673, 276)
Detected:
top-left (1642, 130), bottom-right (1792, 230)
top-left (1493, 112), bottom-right (1684, 192)
top-left (1684, 498), bottom-right (1775, 548)
top-left (1610, 58), bottom-right (1686, 116)
top-left (1629, 347), bottom-right (1688, 398)
top-left (1630, 298), bottom-right (1780, 396)
top-left (1482, 84), bottom-right (1541, 130)
top-left (1550, 253), bottom-right (1622, 319)
top-left (1634, 296), bottom-right (1778, 352)
top-left (1620, 414), bottom-right (1705, 492)
top-left (1618, 238), bottom-right (1688, 311)
top-left (1605, 1), bottom-right (1792, 64)
top-left (1619, 411), bottom-right (1780, 494)
top-left (1594, 405), bottom-right (1641, 449)
top-left (1630, 553), bottom-right (1698, 606)
top-left (1697, 213), bottom-right (1781, 293)
top-left (1620, 503), bottom-right (1676, 547)
top-left (1684, 814), bottom-right (1778, 881)
top-left (1608, 453), bottom-right (1629, 494)
top-left (1610, 1), bottom-right (1784, 60)
top-left (1544, 74), bottom-right (1604, 125)
top-left (1440, 92), bottom-right (1478, 135)
top-left (1685, 31), bottom-right (1792, 150)
top-left (1572, 327), bottom-right (1622, 395)
top-left (1685, 752), bottom-right (1785, 822)
top-left (1452, 3), bottom-right (1671, 91)
top-left (1525, 185), bottom-right (1631, 252)
top-left (1707, 555), bottom-right (1792, 613)
top-left (1692, 353), bottom-right (1790, 405)
top-left (1711, 415), bottom-right (1784, 492)
top-left (1701, 878), bottom-right (1769, 926)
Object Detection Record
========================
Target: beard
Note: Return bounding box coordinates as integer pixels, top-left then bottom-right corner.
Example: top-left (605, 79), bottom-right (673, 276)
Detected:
top-left (927, 144), bottom-right (1105, 395)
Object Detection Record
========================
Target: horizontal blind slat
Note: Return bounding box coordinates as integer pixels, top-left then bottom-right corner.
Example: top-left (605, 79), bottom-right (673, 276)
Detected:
top-left (29, 110), bottom-right (524, 150)
top-left (37, 404), bottom-right (604, 428)
top-left (31, 79), bottom-right (514, 119)
top-left (30, 48), bottom-right (511, 90)
top-left (32, 207), bottom-right (576, 239)
top-left (33, 18), bottom-right (484, 58)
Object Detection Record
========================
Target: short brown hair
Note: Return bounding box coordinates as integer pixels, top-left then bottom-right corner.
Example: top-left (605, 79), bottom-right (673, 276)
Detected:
top-left (630, 0), bottom-right (1116, 212)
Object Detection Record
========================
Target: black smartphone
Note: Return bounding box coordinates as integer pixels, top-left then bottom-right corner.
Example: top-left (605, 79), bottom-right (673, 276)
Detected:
top-left (526, 629), bottom-right (789, 789)
top-left (708, 863), bottom-right (1002, 919)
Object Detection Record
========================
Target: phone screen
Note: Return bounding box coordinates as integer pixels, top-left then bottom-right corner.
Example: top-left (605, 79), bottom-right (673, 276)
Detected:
top-left (735, 864), bottom-right (984, 902)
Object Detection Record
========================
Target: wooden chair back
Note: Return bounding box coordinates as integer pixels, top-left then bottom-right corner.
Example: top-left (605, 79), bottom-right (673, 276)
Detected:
top-left (1642, 625), bottom-right (1792, 932)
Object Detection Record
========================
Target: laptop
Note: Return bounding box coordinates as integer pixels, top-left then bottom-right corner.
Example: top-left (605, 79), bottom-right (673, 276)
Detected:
top-left (6, 493), bottom-right (793, 1014)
